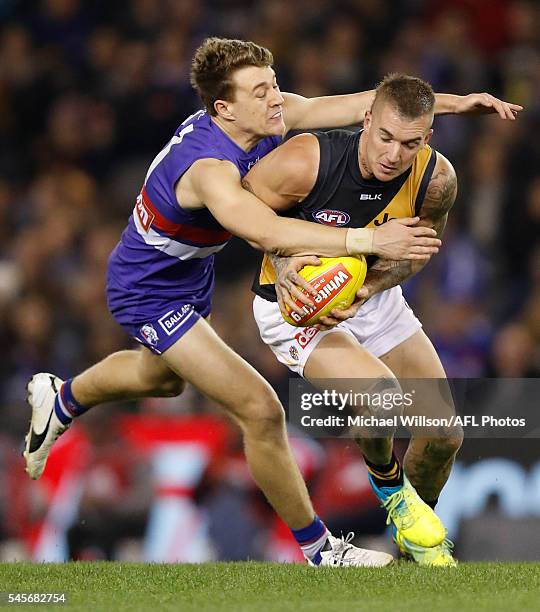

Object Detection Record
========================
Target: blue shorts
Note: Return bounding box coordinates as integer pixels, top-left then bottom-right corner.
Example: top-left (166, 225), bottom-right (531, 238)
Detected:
top-left (133, 302), bottom-right (208, 354)
top-left (107, 284), bottom-right (211, 355)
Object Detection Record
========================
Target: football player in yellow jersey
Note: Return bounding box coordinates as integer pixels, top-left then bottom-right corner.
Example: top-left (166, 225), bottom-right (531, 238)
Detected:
top-left (247, 74), bottom-right (488, 566)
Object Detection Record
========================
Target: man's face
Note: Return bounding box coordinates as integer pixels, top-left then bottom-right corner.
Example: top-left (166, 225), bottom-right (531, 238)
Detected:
top-left (362, 101), bottom-right (433, 181)
top-left (218, 65), bottom-right (285, 137)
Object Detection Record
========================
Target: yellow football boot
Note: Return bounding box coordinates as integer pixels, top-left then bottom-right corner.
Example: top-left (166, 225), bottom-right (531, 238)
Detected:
top-left (394, 528), bottom-right (457, 567)
top-left (368, 474), bottom-right (446, 548)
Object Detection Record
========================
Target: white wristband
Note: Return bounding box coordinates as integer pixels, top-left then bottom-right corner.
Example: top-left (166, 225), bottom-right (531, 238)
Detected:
top-left (345, 228), bottom-right (375, 255)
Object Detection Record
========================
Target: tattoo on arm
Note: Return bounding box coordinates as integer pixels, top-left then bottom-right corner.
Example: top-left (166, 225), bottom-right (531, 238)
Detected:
top-left (269, 253), bottom-right (289, 279)
top-left (362, 157), bottom-right (457, 298)
top-left (269, 252), bottom-right (298, 290)
top-left (363, 259), bottom-right (414, 295)
top-left (420, 160), bottom-right (458, 238)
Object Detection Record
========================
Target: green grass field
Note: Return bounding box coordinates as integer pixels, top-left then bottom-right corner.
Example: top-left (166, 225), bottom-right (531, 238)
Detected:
top-left (0, 562), bottom-right (539, 611)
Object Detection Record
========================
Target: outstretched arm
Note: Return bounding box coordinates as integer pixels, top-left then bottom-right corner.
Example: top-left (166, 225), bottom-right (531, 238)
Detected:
top-left (241, 134), bottom-right (440, 261)
top-left (188, 153), bottom-right (350, 257)
top-left (433, 92), bottom-right (522, 120)
top-left (282, 91), bottom-right (522, 131)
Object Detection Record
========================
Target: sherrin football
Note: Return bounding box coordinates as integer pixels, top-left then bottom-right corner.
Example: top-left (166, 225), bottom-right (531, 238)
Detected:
top-left (282, 255), bottom-right (367, 327)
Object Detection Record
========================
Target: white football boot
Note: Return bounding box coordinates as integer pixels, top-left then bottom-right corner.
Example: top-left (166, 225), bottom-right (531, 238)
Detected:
top-left (24, 373), bottom-right (70, 480)
top-left (310, 533), bottom-right (393, 567)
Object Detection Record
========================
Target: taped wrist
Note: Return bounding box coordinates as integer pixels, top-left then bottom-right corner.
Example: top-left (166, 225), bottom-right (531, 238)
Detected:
top-left (346, 228), bottom-right (375, 255)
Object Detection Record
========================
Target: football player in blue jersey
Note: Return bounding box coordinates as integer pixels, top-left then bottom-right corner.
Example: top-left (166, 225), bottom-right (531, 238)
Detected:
top-left (24, 38), bottom-right (521, 566)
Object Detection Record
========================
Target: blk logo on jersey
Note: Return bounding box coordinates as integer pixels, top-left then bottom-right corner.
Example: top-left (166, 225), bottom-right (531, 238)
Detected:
top-left (135, 192), bottom-right (155, 232)
top-left (359, 193), bottom-right (382, 200)
top-left (158, 305), bottom-right (194, 336)
top-left (312, 210), bottom-right (351, 226)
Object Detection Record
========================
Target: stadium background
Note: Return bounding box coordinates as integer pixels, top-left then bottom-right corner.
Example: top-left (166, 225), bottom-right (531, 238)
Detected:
top-left (0, 0), bottom-right (538, 562)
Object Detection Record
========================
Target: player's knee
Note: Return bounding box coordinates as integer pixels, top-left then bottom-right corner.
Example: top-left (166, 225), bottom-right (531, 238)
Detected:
top-left (364, 376), bottom-right (404, 419)
top-left (426, 428), bottom-right (464, 459)
top-left (239, 387), bottom-right (286, 437)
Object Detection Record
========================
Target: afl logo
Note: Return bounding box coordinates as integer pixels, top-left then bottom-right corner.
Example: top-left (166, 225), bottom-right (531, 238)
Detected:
top-left (313, 210), bottom-right (350, 226)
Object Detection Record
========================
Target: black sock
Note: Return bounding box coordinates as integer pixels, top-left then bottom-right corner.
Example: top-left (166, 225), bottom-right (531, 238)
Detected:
top-left (364, 453), bottom-right (404, 489)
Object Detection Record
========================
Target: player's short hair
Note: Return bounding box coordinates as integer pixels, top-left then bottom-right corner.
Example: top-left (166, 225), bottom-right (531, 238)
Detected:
top-left (372, 73), bottom-right (435, 119)
top-left (190, 37), bottom-right (274, 115)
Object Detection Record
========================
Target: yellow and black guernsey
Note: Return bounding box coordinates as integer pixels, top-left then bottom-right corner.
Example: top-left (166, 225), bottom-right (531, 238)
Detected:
top-left (252, 129), bottom-right (437, 302)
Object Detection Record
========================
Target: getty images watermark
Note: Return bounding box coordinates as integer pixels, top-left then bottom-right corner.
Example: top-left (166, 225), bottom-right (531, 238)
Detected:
top-left (288, 379), bottom-right (539, 438)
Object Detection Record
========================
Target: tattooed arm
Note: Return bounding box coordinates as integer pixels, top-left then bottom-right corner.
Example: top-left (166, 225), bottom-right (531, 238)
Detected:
top-left (268, 253), bottom-right (323, 316)
top-left (363, 152), bottom-right (457, 297)
top-left (318, 152), bottom-right (458, 327)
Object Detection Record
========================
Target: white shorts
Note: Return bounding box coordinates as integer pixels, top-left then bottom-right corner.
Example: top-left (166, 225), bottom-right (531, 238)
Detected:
top-left (253, 286), bottom-right (422, 376)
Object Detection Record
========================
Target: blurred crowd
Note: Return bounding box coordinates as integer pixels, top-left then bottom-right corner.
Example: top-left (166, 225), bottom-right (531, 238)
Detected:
top-left (0, 0), bottom-right (539, 560)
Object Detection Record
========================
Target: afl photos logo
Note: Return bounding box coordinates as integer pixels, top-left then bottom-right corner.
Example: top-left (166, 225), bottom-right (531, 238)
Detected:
top-left (312, 210), bottom-right (351, 226)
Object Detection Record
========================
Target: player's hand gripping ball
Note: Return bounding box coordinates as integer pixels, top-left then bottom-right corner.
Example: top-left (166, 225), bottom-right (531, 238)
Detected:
top-left (282, 255), bottom-right (367, 326)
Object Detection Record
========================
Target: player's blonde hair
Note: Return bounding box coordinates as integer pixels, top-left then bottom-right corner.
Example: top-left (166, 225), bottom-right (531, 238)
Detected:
top-left (190, 38), bottom-right (274, 115)
top-left (372, 73), bottom-right (435, 119)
